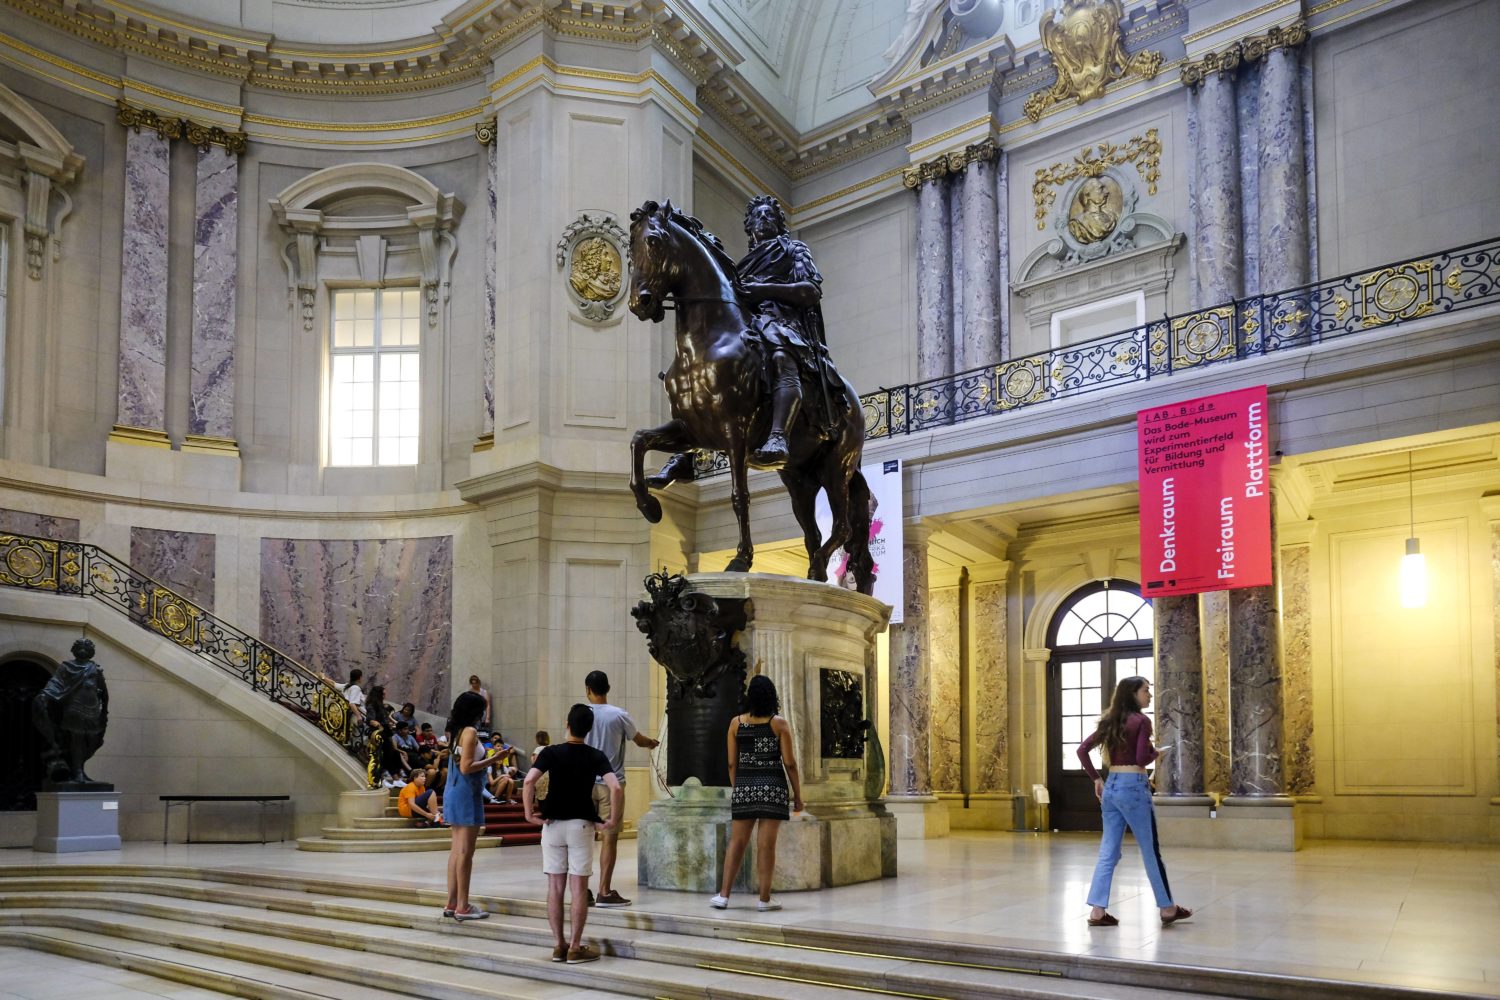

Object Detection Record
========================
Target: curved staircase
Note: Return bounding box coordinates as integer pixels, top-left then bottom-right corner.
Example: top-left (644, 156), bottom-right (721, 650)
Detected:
top-left (0, 865), bottom-right (1461, 1000)
top-left (295, 792), bottom-right (538, 852)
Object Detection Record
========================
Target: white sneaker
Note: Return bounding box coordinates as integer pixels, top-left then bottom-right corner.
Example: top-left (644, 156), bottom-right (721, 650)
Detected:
top-left (757, 898), bottom-right (782, 912)
top-left (709, 895), bottom-right (729, 909)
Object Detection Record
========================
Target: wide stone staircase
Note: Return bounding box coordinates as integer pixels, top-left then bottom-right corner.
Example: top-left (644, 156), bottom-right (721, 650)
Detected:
top-left (296, 789), bottom-right (531, 853)
top-left (0, 865), bottom-right (1464, 1000)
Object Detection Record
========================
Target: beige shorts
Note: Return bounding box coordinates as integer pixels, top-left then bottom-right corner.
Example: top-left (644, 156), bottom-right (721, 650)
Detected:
top-left (541, 819), bottom-right (595, 877)
top-left (591, 782), bottom-right (617, 840)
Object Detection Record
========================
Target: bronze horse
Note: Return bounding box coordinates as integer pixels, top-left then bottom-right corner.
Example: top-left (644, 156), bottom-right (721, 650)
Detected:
top-left (626, 199), bottom-right (875, 594)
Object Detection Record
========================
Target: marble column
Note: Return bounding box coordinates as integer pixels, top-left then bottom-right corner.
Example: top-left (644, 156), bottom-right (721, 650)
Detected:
top-left (1280, 541), bottom-right (1314, 795)
top-left (1152, 595), bottom-right (1205, 795)
top-left (958, 156), bottom-right (1000, 372)
top-left (970, 564), bottom-right (1009, 793)
top-left (116, 127), bottom-right (172, 437)
top-left (948, 168), bottom-right (965, 363)
top-left (1200, 590), bottom-right (1232, 794)
top-left (1193, 71), bottom-right (1243, 307)
top-left (995, 150), bottom-right (1011, 362)
top-left (188, 145), bottom-right (237, 447)
top-left (1256, 46), bottom-right (1309, 295)
top-left (889, 522), bottom-right (932, 796)
top-left (482, 139), bottom-right (497, 436)
top-left (1228, 499), bottom-right (1284, 798)
top-left (928, 583), bottom-right (961, 792)
top-left (915, 179), bottom-right (954, 380)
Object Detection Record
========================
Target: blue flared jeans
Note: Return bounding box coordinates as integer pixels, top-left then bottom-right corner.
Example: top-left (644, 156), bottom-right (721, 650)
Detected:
top-left (1086, 771), bottom-right (1174, 909)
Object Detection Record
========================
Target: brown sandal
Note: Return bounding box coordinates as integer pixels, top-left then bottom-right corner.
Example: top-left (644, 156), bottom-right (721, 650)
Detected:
top-left (1161, 906), bottom-right (1193, 926)
top-left (1087, 912), bottom-right (1119, 926)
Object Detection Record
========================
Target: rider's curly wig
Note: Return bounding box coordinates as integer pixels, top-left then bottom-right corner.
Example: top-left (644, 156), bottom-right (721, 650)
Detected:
top-left (742, 195), bottom-right (788, 241)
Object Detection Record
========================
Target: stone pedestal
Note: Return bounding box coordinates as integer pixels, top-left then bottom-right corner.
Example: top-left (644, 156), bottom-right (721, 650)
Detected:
top-left (1155, 794), bottom-right (1300, 851)
top-left (636, 573), bottom-right (897, 891)
top-left (887, 794), bottom-right (950, 839)
top-left (34, 791), bottom-right (121, 853)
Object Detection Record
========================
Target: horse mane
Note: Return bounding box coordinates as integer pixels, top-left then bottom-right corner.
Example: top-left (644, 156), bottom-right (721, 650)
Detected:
top-left (633, 199), bottom-right (744, 294)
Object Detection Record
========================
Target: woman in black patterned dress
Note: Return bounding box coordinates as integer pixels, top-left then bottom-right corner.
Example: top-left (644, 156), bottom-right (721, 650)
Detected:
top-left (711, 675), bottom-right (803, 912)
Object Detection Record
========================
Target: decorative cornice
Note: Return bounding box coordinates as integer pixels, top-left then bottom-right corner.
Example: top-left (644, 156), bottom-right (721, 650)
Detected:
top-left (1180, 21), bottom-right (1309, 88)
top-left (901, 137), bottom-right (998, 189)
top-left (1022, 0), bottom-right (1164, 123)
top-left (117, 100), bottom-right (247, 154)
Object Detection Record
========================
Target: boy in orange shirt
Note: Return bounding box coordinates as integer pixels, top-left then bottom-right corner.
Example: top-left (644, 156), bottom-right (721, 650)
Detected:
top-left (397, 769), bottom-right (442, 826)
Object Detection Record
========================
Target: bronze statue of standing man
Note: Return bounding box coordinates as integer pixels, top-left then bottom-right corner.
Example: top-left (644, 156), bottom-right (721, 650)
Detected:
top-left (33, 638), bottom-right (111, 787)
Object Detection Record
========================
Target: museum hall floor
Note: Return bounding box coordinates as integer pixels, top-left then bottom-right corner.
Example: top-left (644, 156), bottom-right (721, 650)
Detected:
top-left (0, 832), bottom-right (1496, 999)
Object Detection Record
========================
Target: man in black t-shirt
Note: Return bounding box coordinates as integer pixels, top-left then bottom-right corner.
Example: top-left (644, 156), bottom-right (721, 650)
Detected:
top-left (524, 703), bottom-right (622, 965)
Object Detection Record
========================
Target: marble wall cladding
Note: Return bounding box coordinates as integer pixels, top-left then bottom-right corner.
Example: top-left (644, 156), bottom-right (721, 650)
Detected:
top-left (971, 579), bottom-right (1008, 792)
top-left (1228, 576), bottom-right (1284, 797)
top-left (915, 181), bottom-right (953, 380)
top-left (1280, 544), bottom-right (1314, 796)
top-left (1300, 59), bottom-right (1318, 285)
top-left (1192, 72), bottom-right (1243, 306)
top-left (0, 508), bottom-right (80, 541)
top-left (1185, 97), bottom-right (1200, 307)
top-left (117, 127), bottom-right (171, 431)
top-left (1257, 47), bottom-right (1310, 295)
top-left (960, 159), bottom-right (1000, 371)
top-left (130, 527), bottom-right (216, 611)
top-left (482, 140), bottom-right (497, 434)
top-left (927, 586), bottom-right (961, 793)
top-left (259, 537), bottom-right (453, 715)
top-left (190, 147), bottom-right (238, 440)
top-left (948, 170), bottom-right (965, 357)
top-left (1200, 589), bottom-right (1232, 795)
top-left (888, 536), bottom-right (931, 795)
top-left (1235, 62), bottom-right (1262, 296)
top-left (1153, 595), bottom-right (1204, 795)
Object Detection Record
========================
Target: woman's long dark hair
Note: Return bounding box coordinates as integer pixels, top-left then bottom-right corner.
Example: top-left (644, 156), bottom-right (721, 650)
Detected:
top-left (744, 675), bottom-right (780, 718)
top-left (446, 690), bottom-right (487, 742)
top-left (1093, 676), bottom-right (1149, 761)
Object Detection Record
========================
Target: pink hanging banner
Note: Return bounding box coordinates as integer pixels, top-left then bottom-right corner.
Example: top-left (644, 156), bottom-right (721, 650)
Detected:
top-left (1138, 385), bottom-right (1272, 597)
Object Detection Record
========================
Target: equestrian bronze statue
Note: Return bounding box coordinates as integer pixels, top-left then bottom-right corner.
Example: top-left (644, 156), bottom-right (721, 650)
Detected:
top-left (627, 196), bottom-right (875, 594)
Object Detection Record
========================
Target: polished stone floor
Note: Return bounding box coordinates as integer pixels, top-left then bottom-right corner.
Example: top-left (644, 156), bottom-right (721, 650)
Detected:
top-left (0, 946), bottom-right (236, 999)
top-left (4, 832), bottom-right (1499, 997)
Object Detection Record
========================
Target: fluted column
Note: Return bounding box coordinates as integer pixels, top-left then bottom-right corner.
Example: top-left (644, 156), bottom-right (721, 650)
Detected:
top-left (187, 145), bottom-right (238, 450)
top-left (1153, 595), bottom-right (1205, 795)
top-left (889, 522), bottom-right (933, 796)
top-left (1193, 70), bottom-right (1243, 306)
top-left (913, 176), bottom-right (953, 380)
top-left (115, 124), bottom-right (172, 442)
top-left (1256, 45), bottom-right (1309, 294)
top-left (958, 151), bottom-right (1000, 371)
top-left (1228, 489), bottom-right (1284, 798)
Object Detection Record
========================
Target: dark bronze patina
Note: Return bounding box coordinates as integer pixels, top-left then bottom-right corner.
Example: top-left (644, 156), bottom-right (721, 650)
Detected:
top-left (627, 197), bottom-right (876, 593)
top-left (32, 638), bottom-right (112, 789)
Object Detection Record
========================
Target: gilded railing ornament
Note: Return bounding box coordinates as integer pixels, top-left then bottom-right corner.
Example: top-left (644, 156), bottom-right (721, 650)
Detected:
top-left (556, 213), bottom-right (630, 322)
top-left (902, 137), bottom-right (997, 189)
top-left (1181, 21), bottom-right (1309, 89)
top-left (1023, 0), bottom-right (1163, 123)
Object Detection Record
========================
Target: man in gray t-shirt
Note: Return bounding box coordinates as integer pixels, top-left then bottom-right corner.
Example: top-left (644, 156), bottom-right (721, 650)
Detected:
top-left (583, 670), bottom-right (659, 908)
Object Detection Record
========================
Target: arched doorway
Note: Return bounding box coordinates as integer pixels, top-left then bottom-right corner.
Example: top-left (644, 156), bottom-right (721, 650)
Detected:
top-left (0, 658), bottom-right (51, 811)
top-left (1045, 581), bottom-right (1154, 831)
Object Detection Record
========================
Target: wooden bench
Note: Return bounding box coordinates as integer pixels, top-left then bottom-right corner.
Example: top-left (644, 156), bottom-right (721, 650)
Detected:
top-left (160, 795), bottom-right (291, 844)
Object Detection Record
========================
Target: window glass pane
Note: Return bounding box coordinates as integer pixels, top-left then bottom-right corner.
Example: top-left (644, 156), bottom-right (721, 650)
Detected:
top-left (354, 291), bottom-right (375, 318)
top-left (1071, 591), bottom-right (1109, 623)
top-left (1062, 689), bottom-right (1081, 716)
top-left (350, 438), bottom-right (372, 465)
top-left (1081, 660), bottom-right (1101, 689)
top-left (402, 288), bottom-right (420, 315)
top-left (381, 289), bottom-right (404, 316)
top-left (1062, 661), bottom-right (1080, 689)
top-left (1062, 717), bottom-right (1081, 744)
top-left (1135, 657), bottom-right (1155, 686)
top-left (1083, 689), bottom-right (1102, 716)
top-left (354, 319), bottom-right (375, 347)
top-left (1063, 747), bottom-right (1082, 770)
top-left (333, 320), bottom-right (354, 348)
top-left (354, 354), bottom-right (373, 381)
top-left (1056, 611), bottom-right (1084, 647)
top-left (403, 317), bottom-right (420, 346)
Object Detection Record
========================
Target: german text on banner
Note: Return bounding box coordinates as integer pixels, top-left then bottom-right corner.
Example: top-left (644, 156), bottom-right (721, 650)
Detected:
top-left (1138, 386), bottom-right (1271, 597)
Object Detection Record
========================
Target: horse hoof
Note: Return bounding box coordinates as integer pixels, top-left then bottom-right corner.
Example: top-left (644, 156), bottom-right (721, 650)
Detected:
top-left (637, 495), bottom-right (663, 524)
top-left (725, 556), bottom-right (752, 573)
top-left (807, 567), bottom-right (828, 583)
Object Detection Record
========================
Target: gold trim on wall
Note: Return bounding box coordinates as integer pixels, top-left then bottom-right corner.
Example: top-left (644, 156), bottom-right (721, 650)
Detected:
top-left (1181, 22), bottom-right (1309, 88)
top-left (1023, 0), bottom-right (1164, 123)
top-left (182, 435), bottom-right (239, 456)
top-left (108, 425), bottom-right (171, 449)
top-left (901, 138), bottom-right (998, 189)
top-left (1031, 127), bottom-right (1160, 230)
top-left (117, 100), bottom-right (248, 153)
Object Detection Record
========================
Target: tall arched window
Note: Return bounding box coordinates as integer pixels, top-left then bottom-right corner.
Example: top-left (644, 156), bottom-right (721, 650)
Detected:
top-left (1046, 580), bottom-right (1155, 831)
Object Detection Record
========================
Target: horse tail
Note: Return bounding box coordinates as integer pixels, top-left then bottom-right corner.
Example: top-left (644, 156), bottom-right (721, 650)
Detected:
top-left (845, 469), bottom-right (876, 596)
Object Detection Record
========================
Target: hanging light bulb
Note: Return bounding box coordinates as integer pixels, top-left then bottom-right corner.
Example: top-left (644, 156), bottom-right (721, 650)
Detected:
top-left (1399, 453), bottom-right (1428, 609)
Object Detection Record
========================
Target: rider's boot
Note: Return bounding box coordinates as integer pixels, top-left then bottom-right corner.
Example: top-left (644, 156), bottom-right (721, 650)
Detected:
top-left (752, 352), bottom-right (801, 467)
top-left (645, 451), bottom-right (698, 491)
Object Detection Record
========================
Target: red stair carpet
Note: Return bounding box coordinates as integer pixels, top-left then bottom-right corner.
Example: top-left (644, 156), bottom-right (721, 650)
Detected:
top-left (484, 801), bottom-right (541, 847)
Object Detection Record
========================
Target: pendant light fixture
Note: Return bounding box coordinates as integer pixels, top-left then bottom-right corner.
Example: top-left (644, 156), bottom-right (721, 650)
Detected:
top-left (1399, 452), bottom-right (1428, 608)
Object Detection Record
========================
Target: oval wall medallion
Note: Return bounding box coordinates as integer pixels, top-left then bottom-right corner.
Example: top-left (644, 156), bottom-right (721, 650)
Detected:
top-left (556, 212), bottom-right (630, 322)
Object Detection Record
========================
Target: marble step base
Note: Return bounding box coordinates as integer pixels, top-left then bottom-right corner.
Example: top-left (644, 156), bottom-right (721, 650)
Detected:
top-left (0, 866), bottom-right (1418, 1000)
top-left (295, 834), bottom-right (503, 853)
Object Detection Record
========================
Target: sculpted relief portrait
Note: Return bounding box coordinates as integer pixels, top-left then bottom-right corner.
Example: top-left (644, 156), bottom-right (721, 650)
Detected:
top-left (1067, 175), bottom-right (1123, 244)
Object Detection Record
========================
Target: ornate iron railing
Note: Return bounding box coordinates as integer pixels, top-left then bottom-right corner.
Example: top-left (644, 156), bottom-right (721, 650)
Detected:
top-left (693, 235), bottom-right (1500, 478)
top-left (0, 533), bottom-right (365, 765)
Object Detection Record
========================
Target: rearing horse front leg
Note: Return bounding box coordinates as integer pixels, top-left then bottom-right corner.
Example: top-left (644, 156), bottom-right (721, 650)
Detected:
top-left (630, 419), bottom-right (690, 524)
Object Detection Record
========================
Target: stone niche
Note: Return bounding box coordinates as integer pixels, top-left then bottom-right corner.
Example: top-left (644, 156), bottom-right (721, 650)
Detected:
top-left (636, 573), bottom-right (897, 892)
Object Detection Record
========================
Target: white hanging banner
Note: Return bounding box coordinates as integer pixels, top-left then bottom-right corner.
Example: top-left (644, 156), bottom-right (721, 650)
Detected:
top-left (816, 458), bottom-right (904, 623)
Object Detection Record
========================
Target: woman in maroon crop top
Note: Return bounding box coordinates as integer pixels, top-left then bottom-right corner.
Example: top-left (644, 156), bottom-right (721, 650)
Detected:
top-left (1077, 676), bottom-right (1192, 928)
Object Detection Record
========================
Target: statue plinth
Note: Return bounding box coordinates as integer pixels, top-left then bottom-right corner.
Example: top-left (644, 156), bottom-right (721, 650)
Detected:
top-left (635, 572), bottom-right (897, 891)
top-left (34, 790), bottom-right (121, 853)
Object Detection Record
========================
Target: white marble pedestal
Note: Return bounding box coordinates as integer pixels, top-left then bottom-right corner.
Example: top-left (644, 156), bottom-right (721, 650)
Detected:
top-left (636, 573), bottom-right (897, 891)
top-left (34, 790), bottom-right (122, 853)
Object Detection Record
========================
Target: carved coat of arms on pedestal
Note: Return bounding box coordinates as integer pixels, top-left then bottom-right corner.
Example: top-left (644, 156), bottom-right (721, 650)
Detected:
top-left (556, 213), bottom-right (630, 322)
